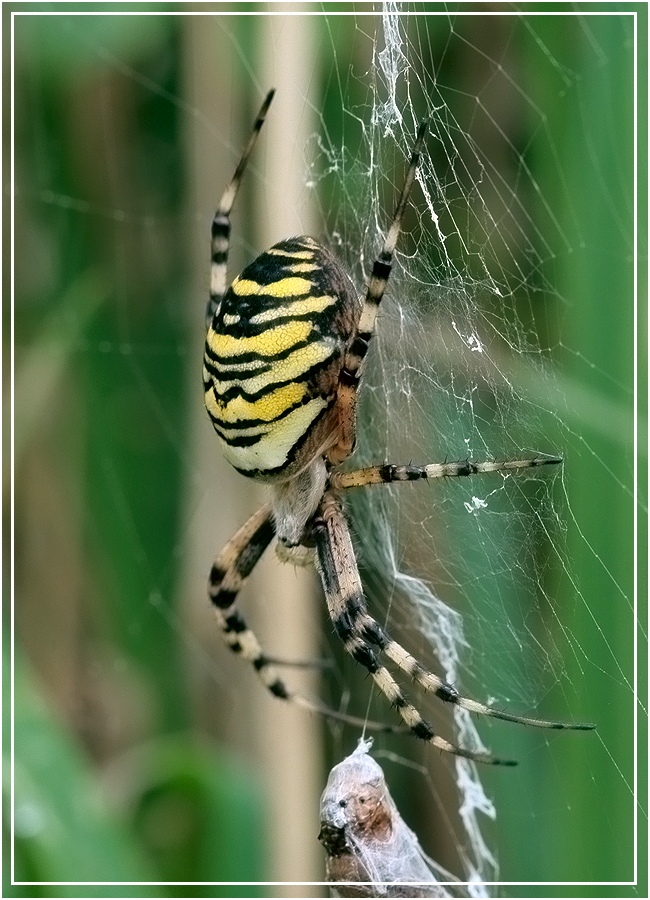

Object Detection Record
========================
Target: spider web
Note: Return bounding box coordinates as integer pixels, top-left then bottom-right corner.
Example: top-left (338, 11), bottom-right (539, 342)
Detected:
top-left (11, 4), bottom-right (640, 896)
top-left (304, 7), bottom-right (638, 891)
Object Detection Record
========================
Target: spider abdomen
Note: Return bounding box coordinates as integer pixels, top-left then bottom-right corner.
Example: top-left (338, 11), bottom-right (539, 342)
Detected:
top-left (204, 236), bottom-right (359, 481)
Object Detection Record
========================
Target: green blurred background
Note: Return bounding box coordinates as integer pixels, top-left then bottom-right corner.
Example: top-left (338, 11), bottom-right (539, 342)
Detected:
top-left (5, 3), bottom-right (646, 897)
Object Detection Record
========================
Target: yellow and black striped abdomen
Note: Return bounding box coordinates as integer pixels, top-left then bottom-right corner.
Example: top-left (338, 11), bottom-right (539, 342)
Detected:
top-left (204, 236), bottom-right (359, 481)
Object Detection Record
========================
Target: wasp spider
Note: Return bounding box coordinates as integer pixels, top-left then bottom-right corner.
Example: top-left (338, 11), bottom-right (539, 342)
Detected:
top-left (203, 90), bottom-right (594, 765)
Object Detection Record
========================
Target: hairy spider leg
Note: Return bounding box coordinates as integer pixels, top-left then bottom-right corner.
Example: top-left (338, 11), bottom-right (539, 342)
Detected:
top-left (208, 503), bottom-right (287, 695)
top-left (206, 89), bottom-right (276, 329)
top-left (329, 455), bottom-right (564, 489)
top-left (328, 120), bottom-right (429, 466)
top-left (313, 490), bottom-right (518, 765)
top-left (314, 489), bottom-right (594, 760)
top-left (331, 459), bottom-right (596, 729)
top-left (208, 503), bottom-right (400, 734)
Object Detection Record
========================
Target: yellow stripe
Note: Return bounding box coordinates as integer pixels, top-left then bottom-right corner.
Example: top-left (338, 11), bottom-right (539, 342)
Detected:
top-left (219, 397), bottom-right (328, 472)
top-left (266, 248), bottom-right (315, 259)
top-left (207, 319), bottom-right (312, 358)
top-left (216, 381), bottom-right (308, 425)
top-left (204, 398), bottom-right (271, 438)
top-left (285, 262), bottom-right (318, 273)
top-left (208, 339), bottom-right (335, 396)
top-left (232, 275), bottom-right (312, 298)
top-left (249, 293), bottom-right (335, 324)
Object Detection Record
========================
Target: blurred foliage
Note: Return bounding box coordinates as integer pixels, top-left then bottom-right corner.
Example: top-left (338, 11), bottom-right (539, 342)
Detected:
top-left (496, 13), bottom-right (641, 891)
top-left (5, 641), bottom-right (264, 895)
top-left (8, 10), bottom-right (266, 897)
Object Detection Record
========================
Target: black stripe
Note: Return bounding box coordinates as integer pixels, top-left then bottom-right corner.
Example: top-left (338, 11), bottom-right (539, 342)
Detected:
top-left (207, 411), bottom-right (270, 433)
top-left (223, 611), bottom-right (247, 634)
top-left (209, 394), bottom-right (325, 445)
top-left (351, 642), bottom-right (379, 672)
top-left (209, 564), bottom-right (227, 587)
top-left (236, 517), bottom-right (275, 577)
top-left (210, 427), bottom-right (267, 449)
top-left (371, 258), bottom-right (392, 282)
top-left (206, 337), bottom-right (315, 367)
top-left (211, 588), bottom-right (237, 610)
top-left (331, 593), bottom-right (364, 641)
top-left (203, 349), bottom-right (273, 377)
top-left (435, 683), bottom-right (459, 704)
top-left (411, 719), bottom-right (435, 741)
top-left (232, 250), bottom-right (319, 289)
top-left (216, 309), bottom-right (332, 338)
top-left (360, 619), bottom-right (386, 648)
top-left (348, 335), bottom-right (369, 360)
top-left (230, 402), bottom-right (334, 479)
top-left (392, 692), bottom-right (408, 710)
top-left (205, 355), bottom-right (337, 406)
top-left (380, 464), bottom-right (427, 482)
top-left (209, 516), bottom-right (275, 610)
top-left (454, 460), bottom-right (477, 477)
top-left (211, 215), bottom-right (231, 239)
top-left (312, 515), bottom-right (336, 595)
top-left (338, 367), bottom-right (359, 387)
top-left (268, 679), bottom-right (290, 699)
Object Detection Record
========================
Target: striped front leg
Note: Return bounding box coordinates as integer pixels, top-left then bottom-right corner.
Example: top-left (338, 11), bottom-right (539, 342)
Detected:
top-left (328, 121), bottom-right (429, 466)
top-left (206, 89), bottom-right (275, 329)
top-left (329, 455), bottom-right (563, 489)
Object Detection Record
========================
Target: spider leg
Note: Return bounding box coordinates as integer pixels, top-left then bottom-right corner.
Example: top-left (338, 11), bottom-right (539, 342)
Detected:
top-left (208, 503), bottom-right (284, 691)
top-left (206, 88), bottom-right (275, 329)
top-left (381, 638), bottom-right (595, 730)
top-left (312, 489), bottom-right (518, 765)
top-left (330, 455), bottom-right (562, 489)
top-left (209, 503), bottom-right (401, 734)
top-left (328, 121), bottom-right (429, 466)
top-left (319, 481), bottom-right (594, 732)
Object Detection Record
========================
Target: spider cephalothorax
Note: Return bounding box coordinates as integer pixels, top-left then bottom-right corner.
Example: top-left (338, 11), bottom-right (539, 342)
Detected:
top-left (203, 90), bottom-right (594, 765)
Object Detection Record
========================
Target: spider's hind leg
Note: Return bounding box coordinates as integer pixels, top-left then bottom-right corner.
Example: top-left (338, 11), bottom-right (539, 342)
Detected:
top-left (312, 489), bottom-right (517, 765)
top-left (209, 503), bottom-right (398, 733)
top-left (208, 503), bottom-right (291, 699)
top-left (312, 488), bottom-right (594, 764)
